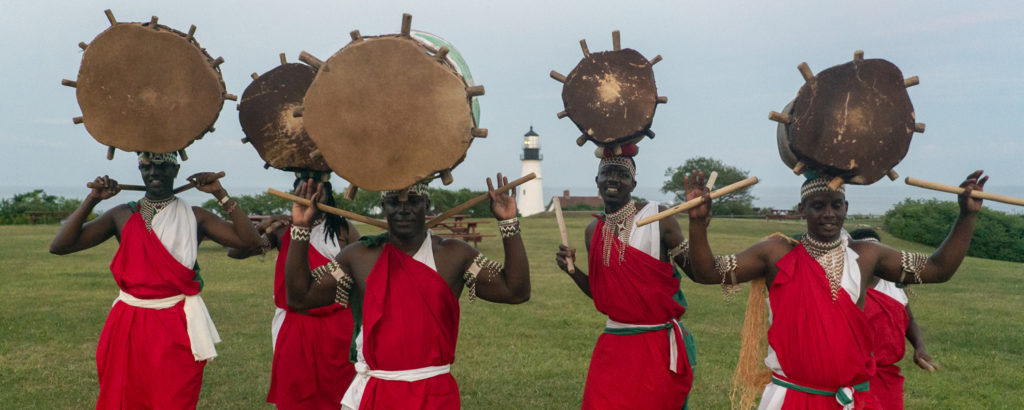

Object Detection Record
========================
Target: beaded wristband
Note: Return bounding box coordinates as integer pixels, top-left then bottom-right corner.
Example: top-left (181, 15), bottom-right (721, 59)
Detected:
top-left (498, 218), bottom-right (520, 239)
top-left (291, 225), bottom-right (311, 242)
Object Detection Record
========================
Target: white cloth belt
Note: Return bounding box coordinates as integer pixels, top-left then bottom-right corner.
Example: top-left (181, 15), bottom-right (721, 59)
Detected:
top-left (605, 318), bottom-right (685, 373)
top-left (115, 290), bottom-right (222, 361)
top-left (340, 361), bottom-right (452, 409)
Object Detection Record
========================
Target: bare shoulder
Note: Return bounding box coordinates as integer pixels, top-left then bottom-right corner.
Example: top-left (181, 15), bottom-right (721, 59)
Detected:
top-left (753, 235), bottom-right (797, 261)
top-left (849, 239), bottom-right (890, 259)
top-left (436, 236), bottom-right (477, 260)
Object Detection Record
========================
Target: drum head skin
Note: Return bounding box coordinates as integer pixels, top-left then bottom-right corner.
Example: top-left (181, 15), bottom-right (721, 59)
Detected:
top-left (562, 49), bottom-right (657, 145)
top-left (788, 59), bottom-right (915, 185)
top-left (76, 23), bottom-right (225, 153)
top-left (303, 36), bottom-right (475, 191)
top-left (239, 63), bottom-right (329, 171)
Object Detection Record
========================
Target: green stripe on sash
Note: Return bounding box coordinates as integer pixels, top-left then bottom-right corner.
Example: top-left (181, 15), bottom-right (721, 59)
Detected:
top-left (603, 321), bottom-right (698, 367)
top-left (770, 375), bottom-right (868, 405)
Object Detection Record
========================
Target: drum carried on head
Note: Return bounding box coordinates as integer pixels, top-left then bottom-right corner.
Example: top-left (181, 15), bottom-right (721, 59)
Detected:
top-left (238, 54), bottom-right (330, 172)
top-left (770, 51), bottom-right (925, 188)
top-left (295, 13), bottom-right (486, 191)
top-left (62, 9), bottom-right (235, 160)
top-left (551, 30), bottom-right (667, 150)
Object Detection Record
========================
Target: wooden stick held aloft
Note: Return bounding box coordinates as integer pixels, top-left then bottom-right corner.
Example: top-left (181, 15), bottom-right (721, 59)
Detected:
top-left (905, 177), bottom-right (1024, 207)
top-left (85, 171), bottom-right (225, 194)
top-left (267, 188), bottom-right (389, 228)
top-left (426, 173), bottom-right (536, 228)
top-left (553, 197), bottom-right (574, 273)
top-left (636, 177), bottom-right (760, 226)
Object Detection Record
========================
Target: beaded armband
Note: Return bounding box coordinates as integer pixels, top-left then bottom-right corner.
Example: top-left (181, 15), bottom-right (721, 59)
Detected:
top-left (258, 234), bottom-right (274, 254)
top-left (899, 251), bottom-right (928, 284)
top-left (464, 253), bottom-right (503, 302)
top-left (668, 239), bottom-right (690, 266)
top-left (714, 254), bottom-right (741, 299)
top-left (498, 218), bottom-right (521, 239)
top-left (310, 260), bottom-right (354, 307)
top-left (290, 226), bottom-right (311, 242)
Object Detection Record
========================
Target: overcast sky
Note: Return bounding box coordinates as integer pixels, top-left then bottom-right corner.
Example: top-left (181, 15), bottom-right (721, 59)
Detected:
top-left (2, 0), bottom-right (1021, 212)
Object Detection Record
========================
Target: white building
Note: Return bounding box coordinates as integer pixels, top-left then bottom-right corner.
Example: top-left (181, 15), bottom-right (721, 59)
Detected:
top-left (517, 126), bottom-right (545, 216)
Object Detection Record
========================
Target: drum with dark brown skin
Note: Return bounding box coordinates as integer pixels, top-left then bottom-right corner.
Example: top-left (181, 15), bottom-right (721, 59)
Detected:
top-left (562, 48), bottom-right (658, 145)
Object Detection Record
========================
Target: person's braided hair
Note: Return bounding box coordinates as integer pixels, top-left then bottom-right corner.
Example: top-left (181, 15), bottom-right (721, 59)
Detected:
top-left (292, 178), bottom-right (349, 244)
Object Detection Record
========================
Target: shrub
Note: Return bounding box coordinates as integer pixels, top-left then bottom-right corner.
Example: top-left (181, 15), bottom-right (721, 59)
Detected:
top-left (883, 199), bottom-right (1024, 263)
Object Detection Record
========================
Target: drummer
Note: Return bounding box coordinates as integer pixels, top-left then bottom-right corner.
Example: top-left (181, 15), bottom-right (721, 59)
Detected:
top-left (282, 174), bottom-right (529, 410)
top-left (554, 145), bottom-right (699, 409)
top-left (49, 152), bottom-right (262, 409)
top-left (684, 170), bottom-right (987, 409)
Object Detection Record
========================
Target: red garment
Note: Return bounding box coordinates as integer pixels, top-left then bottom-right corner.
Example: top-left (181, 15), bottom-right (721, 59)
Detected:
top-left (769, 245), bottom-right (880, 409)
top-left (97, 212), bottom-right (205, 409)
top-left (582, 219), bottom-right (693, 410)
top-left (864, 288), bottom-right (909, 409)
top-left (267, 230), bottom-right (356, 410)
top-left (358, 243), bottom-right (460, 409)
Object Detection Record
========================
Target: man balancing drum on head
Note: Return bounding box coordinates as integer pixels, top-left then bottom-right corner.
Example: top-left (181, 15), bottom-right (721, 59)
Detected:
top-left (283, 174), bottom-right (529, 410)
top-left (683, 170), bottom-right (986, 409)
top-left (555, 146), bottom-right (703, 410)
top-left (227, 171), bottom-right (360, 410)
top-left (49, 152), bottom-right (262, 409)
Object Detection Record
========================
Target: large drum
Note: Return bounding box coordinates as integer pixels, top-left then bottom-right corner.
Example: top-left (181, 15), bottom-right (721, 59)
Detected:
top-left (63, 10), bottom-right (234, 158)
top-left (771, 51), bottom-right (924, 186)
top-left (551, 31), bottom-right (667, 148)
top-left (238, 57), bottom-right (330, 171)
top-left (297, 14), bottom-right (485, 191)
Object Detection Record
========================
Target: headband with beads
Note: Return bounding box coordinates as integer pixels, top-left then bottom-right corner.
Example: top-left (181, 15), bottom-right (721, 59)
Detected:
top-left (596, 143), bottom-right (638, 178)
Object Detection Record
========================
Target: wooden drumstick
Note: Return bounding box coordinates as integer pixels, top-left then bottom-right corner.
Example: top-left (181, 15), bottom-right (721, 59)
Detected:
top-left (636, 177), bottom-right (759, 227)
top-left (553, 196), bottom-right (574, 273)
top-left (705, 171), bottom-right (719, 190)
top-left (261, 219), bottom-right (288, 235)
top-left (905, 177), bottom-right (1024, 207)
top-left (173, 171), bottom-right (226, 194)
top-left (267, 188), bottom-right (389, 229)
top-left (87, 181), bottom-right (144, 191)
top-left (425, 173), bottom-right (536, 228)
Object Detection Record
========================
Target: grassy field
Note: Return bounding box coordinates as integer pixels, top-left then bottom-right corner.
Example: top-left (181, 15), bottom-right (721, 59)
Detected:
top-left (1, 214), bottom-right (1021, 409)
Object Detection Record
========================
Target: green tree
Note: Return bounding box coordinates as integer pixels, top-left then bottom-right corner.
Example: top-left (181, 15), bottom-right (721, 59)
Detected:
top-left (662, 157), bottom-right (756, 215)
top-left (883, 199), bottom-right (1024, 263)
top-left (202, 192), bottom-right (292, 218)
top-left (0, 190), bottom-right (84, 224)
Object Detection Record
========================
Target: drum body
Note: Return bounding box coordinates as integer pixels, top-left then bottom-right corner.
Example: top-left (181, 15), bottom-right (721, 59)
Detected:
top-left (561, 49), bottom-right (659, 146)
top-left (302, 31), bottom-right (479, 191)
top-left (75, 22), bottom-right (226, 153)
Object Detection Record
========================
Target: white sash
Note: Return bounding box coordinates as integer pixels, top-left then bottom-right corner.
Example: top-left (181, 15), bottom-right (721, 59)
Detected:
top-left (115, 290), bottom-right (221, 361)
top-left (340, 362), bottom-right (451, 409)
top-left (606, 318), bottom-right (685, 373)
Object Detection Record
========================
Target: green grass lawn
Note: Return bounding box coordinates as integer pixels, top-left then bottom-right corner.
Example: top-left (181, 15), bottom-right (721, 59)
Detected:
top-left (1, 215), bottom-right (1021, 408)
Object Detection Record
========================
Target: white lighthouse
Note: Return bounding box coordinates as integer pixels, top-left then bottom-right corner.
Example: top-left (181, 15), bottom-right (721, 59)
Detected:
top-left (518, 126), bottom-right (545, 216)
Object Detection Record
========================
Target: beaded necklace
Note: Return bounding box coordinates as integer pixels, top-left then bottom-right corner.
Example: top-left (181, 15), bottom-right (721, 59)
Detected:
top-left (601, 200), bottom-right (637, 266)
top-left (801, 233), bottom-right (845, 301)
top-left (140, 196), bottom-right (175, 231)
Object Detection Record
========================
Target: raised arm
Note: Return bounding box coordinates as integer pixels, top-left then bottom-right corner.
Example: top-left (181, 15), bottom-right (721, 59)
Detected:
top-left (470, 173), bottom-right (530, 304)
top-left (191, 172), bottom-right (261, 250)
top-left (50, 176), bottom-right (123, 255)
top-left (872, 171), bottom-right (986, 284)
top-left (283, 180), bottom-right (343, 310)
top-left (555, 221), bottom-right (594, 298)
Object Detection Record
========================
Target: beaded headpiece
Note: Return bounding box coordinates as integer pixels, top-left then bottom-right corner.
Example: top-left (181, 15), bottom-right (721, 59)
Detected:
top-left (137, 152), bottom-right (178, 165)
top-left (380, 182), bottom-right (431, 201)
top-left (596, 143), bottom-right (638, 179)
top-left (800, 174), bottom-right (845, 201)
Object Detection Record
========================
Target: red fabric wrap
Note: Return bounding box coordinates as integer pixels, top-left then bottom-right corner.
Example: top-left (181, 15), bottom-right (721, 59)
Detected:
top-left (97, 212), bottom-right (205, 409)
top-left (267, 230), bottom-right (355, 409)
top-left (358, 243), bottom-right (460, 409)
top-left (864, 288), bottom-right (909, 409)
top-left (769, 245), bottom-right (880, 409)
top-left (582, 219), bottom-right (692, 409)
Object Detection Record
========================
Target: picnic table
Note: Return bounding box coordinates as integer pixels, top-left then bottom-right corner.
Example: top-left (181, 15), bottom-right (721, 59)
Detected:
top-left (430, 214), bottom-right (496, 248)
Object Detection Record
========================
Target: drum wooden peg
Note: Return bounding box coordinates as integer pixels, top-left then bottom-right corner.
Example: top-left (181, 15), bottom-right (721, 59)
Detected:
top-left (240, 137), bottom-right (250, 144)
top-left (612, 30), bottom-right (621, 51)
top-left (344, 185), bottom-right (358, 200)
top-left (106, 146), bottom-right (116, 160)
top-left (792, 162), bottom-right (806, 175)
top-left (471, 128), bottom-right (488, 138)
top-left (187, 25), bottom-right (197, 41)
top-left (207, 126), bottom-right (215, 133)
top-left (212, 57), bottom-right (225, 68)
top-left (649, 55), bottom-right (663, 65)
top-left (644, 129), bottom-right (656, 139)
top-left (178, 149), bottom-right (188, 161)
top-left (263, 162), bottom-right (271, 169)
top-left (576, 135), bottom-right (588, 146)
top-left (769, 111), bottom-right (792, 124)
top-left (279, 52), bottom-right (287, 65)
top-left (61, 79), bottom-right (77, 88)
top-left (435, 46), bottom-right (450, 62)
top-left (78, 42), bottom-right (88, 50)
top-left (557, 111), bottom-right (569, 119)
top-left (853, 50), bottom-right (864, 62)
top-left (250, 72), bottom-right (259, 80)
top-left (904, 76), bottom-right (920, 88)
top-left (104, 9), bottom-right (117, 26)
top-left (466, 85), bottom-right (485, 98)
top-left (350, 30), bottom-right (362, 42)
top-left (656, 96), bottom-right (668, 104)
top-left (580, 39), bottom-right (590, 58)
top-left (72, 116), bottom-right (84, 124)
top-left (292, 105), bottom-right (304, 118)
top-left (309, 149), bottom-right (322, 161)
top-left (299, 51), bottom-right (323, 70)
top-left (224, 93), bottom-right (237, 101)
top-left (440, 170), bottom-right (454, 185)
top-left (797, 62), bottom-right (814, 82)
top-left (401, 13), bottom-right (413, 36)
top-left (149, 16), bottom-right (159, 29)
top-left (550, 70), bottom-right (567, 83)
top-left (828, 176), bottom-right (844, 191)
top-left (914, 123), bottom-right (926, 133)
top-left (887, 169), bottom-right (899, 181)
